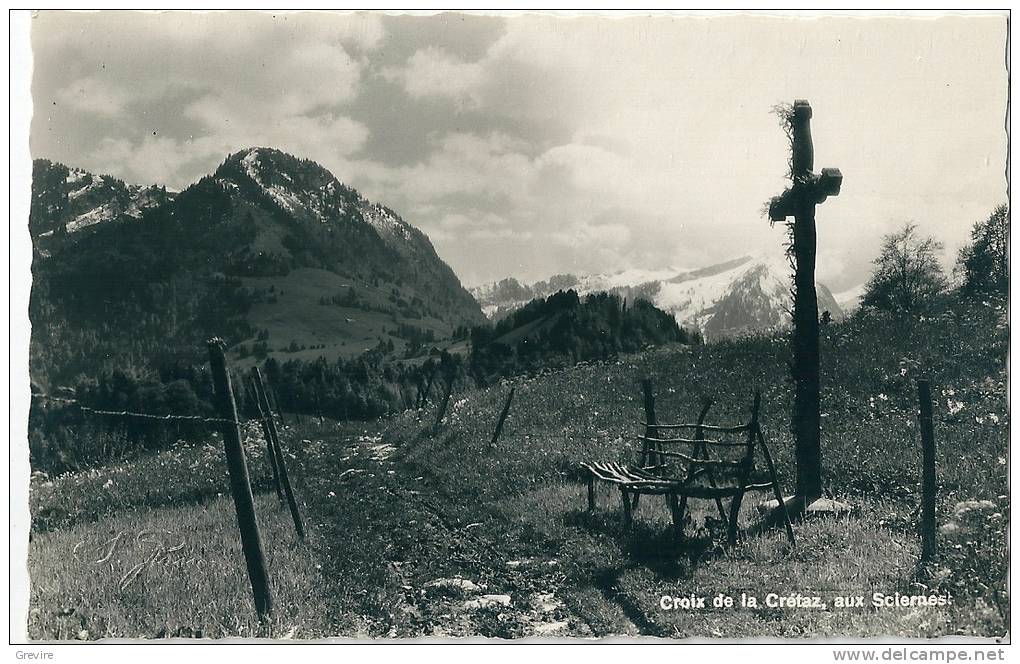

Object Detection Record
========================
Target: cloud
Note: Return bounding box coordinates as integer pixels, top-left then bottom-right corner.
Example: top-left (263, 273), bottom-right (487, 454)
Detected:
top-left (374, 131), bottom-right (533, 208)
top-left (90, 135), bottom-right (207, 187)
top-left (85, 111), bottom-right (371, 189)
top-left (324, 12), bottom-right (386, 52)
top-left (423, 210), bottom-right (531, 246)
top-left (269, 41), bottom-right (365, 115)
top-left (384, 47), bottom-right (486, 107)
top-left (34, 11), bottom-right (378, 187)
top-left (31, 12), bottom-right (1008, 289)
top-left (55, 76), bottom-right (131, 117)
top-left (551, 221), bottom-right (632, 250)
top-left (345, 126), bottom-right (686, 283)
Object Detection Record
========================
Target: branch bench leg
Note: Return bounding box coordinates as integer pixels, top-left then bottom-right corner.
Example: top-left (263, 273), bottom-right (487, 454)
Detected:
top-left (727, 490), bottom-right (746, 546)
top-left (668, 493), bottom-right (684, 539)
top-left (587, 476), bottom-right (596, 512)
top-left (621, 489), bottom-right (633, 529)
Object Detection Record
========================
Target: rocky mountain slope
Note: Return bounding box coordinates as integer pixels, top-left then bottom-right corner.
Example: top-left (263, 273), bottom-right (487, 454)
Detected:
top-left (30, 159), bottom-right (174, 250)
top-left (471, 250), bottom-right (843, 340)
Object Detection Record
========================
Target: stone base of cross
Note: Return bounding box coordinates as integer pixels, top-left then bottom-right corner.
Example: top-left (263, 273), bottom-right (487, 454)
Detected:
top-left (758, 496), bottom-right (852, 524)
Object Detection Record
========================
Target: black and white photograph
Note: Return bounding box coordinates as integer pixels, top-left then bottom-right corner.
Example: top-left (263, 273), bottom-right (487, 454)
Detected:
top-left (8, 8), bottom-right (1011, 653)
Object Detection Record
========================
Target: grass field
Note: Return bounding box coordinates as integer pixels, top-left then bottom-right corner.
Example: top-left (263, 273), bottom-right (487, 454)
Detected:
top-left (232, 267), bottom-right (455, 365)
top-left (26, 295), bottom-right (1008, 639)
top-left (28, 494), bottom-right (334, 640)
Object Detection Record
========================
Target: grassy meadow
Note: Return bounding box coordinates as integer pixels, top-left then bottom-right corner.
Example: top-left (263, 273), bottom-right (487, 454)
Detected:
top-left (27, 422), bottom-right (355, 639)
top-left (28, 494), bottom-right (332, 639)
top-left (27, 295), bottom-right (1008, 639)
top-left (232, 266), bottom-right (455, 366)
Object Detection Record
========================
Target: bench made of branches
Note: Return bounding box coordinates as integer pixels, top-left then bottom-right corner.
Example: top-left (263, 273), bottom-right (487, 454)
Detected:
top-left (581, 383), bottom-right (795, 546)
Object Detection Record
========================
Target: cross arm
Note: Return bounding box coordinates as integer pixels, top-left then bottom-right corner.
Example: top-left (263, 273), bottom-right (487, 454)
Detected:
top-left (814, 168), bottom-right (842, 202)
top-left (768, 189), bottom-right (796, 222)
top-left (768, 168), bottom-right (843, 221)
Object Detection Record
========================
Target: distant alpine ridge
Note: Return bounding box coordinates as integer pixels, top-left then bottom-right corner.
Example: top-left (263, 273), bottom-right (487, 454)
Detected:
top-left (470, 250), bottom-right (845, 340)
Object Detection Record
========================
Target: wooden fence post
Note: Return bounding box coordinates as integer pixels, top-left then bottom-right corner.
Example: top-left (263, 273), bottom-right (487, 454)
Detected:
top-left (420, 366), bottom-right (438, 409)
top-left (917, 378), bottom-right (937, 563)
top-left (249, 375), bottom-right (284, 504)
top-left (252, 367), bottom-right (306, 540)
top-left (415, 376), bottom-right (426, 409)
top-left (242, 379), bottom-right (260, 420)
top-left (634, 379), bottom-right (659, 512)
top-left (432, 377), bottom-right (454, 435)
top-left (206, 339), bottom-right (273, 621)
top-left (266, 380), bottom-right (287, 426)
top-left (489, 387), bottom-right (515, 447)
top-left (640, 379), bottom-right (658, 467)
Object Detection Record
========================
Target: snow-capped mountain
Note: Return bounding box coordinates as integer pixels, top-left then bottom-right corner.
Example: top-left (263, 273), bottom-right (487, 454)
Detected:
top-left (834, 283), bottom-right (866, 312)
top-left (210, 148), bottom-right (451, 267)
top-left (471, 249), bottom-right (843, 340)
top-left (29, 147), bottom-right (483, 383)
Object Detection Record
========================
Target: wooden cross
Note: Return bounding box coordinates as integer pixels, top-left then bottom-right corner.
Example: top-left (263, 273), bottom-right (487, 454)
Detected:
top-left (768, 100), bottom-right (842, 500)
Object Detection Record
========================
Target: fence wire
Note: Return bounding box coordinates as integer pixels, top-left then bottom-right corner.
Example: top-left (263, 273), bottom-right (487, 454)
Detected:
top-left (30, 392), bottom-right (245, 427)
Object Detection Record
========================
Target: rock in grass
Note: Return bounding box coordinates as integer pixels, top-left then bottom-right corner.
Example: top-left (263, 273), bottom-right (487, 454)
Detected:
top-left (461, 594), bottom-right (512, 611)
top-left (758, 495), bottom-right (853, 518)
top-left (424, 577), bottom-right (484, 597)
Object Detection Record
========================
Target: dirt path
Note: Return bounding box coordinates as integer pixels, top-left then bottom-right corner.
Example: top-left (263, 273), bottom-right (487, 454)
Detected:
top-left (291, 429), bottom-right (595, 638)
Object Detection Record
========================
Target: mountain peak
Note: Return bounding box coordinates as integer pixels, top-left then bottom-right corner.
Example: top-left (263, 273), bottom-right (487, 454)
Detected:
top-left (230, 145), bottom-right (305, 168)
top-left (212, 148), bottom-right (423, 254)
top-left (212, 146), bottom-right (361, 226)
top-left (224, 145), bottom-right (295, 163)
top-left (30, 149), bottom-right (485, 375)
top-left (219, 146), bottom-right (340, 186)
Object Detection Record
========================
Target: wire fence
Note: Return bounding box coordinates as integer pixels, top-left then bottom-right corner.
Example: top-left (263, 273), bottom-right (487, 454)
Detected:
top-left (30, 392), bottom-right (243, 426)
top-left (30, 342), bottom-right (306, 624)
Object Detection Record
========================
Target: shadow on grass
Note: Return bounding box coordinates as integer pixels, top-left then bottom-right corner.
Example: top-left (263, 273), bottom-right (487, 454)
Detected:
top-left (565, 504), bottom-right (733, 575)
top-left (564, 507), bottom-right (720, 637)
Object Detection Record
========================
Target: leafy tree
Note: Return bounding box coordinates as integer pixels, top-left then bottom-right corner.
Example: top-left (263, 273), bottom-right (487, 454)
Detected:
top-left (957, 204), bottom-right (1008, 295)
top-left (862, 223), bottom-right (947, 313)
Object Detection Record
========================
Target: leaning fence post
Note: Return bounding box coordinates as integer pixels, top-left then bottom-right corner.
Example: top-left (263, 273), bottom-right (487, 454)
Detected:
top-left (265, 379), bottom-right (287, 426)
top-left (249, 375), bottom-right (284, 504)
top-left (489, 387), bottom-right (515, 447)
top-left (917, 378), bottom-right (937, 563)
top-left (206, 339), bottom-right (273, 621)
top-left (252, 367), bottom-right (306, 540)
top-left (432, 377), bottom-right (454, 435)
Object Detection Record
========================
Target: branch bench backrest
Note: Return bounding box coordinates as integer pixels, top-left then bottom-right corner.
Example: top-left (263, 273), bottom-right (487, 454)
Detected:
top-left (639, 390), bottom-right (763, 487)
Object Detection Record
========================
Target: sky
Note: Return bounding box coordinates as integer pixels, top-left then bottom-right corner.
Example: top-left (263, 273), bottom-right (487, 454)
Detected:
top-left (29, 10), bottom-right (1008, 291)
